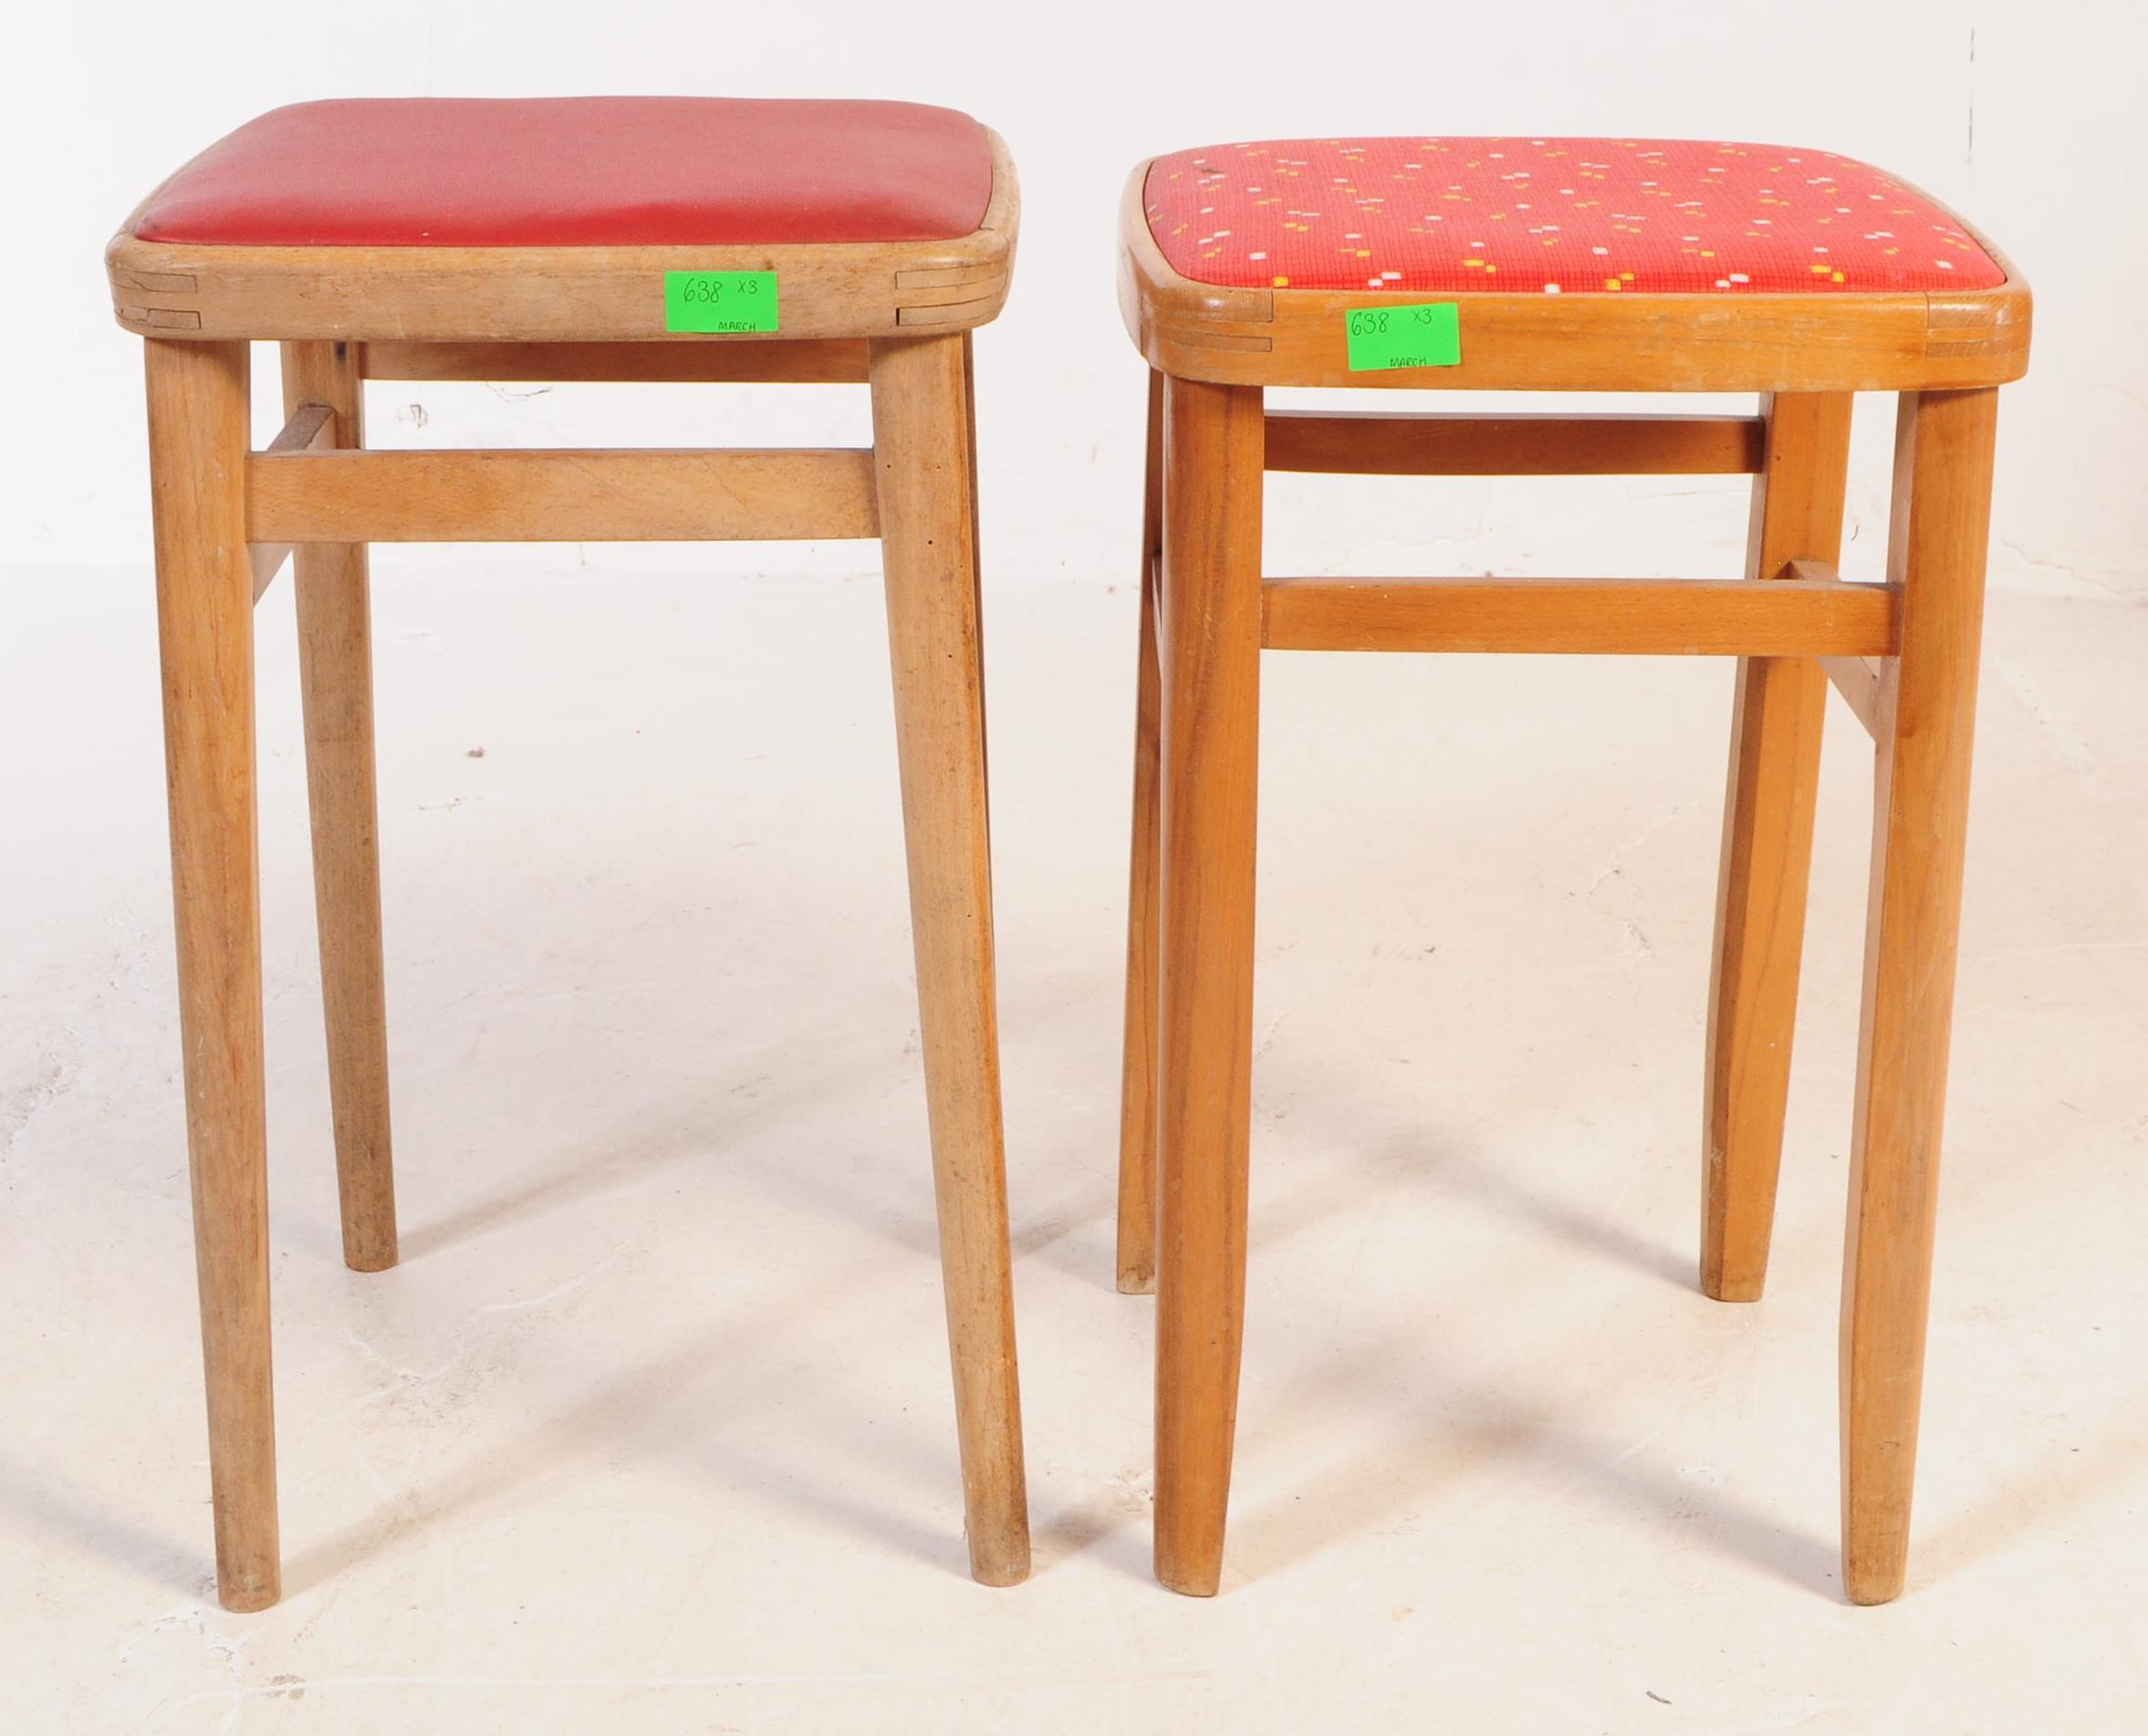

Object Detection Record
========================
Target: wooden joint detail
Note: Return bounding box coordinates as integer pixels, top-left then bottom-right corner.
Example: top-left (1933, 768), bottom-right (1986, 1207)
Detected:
top-left (248, 547), bottom-right (287, 604)
top-left (1152, 324), bottom-right (1275, 357)
top-left (1781, 565), bottom-right (1892, 727)
top-left (1821, 655), bottom-right (1889, 735)
top-left (245, 447), bottom-right (881, 544)
top-left (1925, 336), bottom-right (2029, 360)
top-left (112, 266), bottom-right (199, 294)
top-left (111, 258), bottom-right (205, 333)
top-left (1783, 557), bottom-right (1841, 584)
top-left (1263, 411), bottom-right (1766, 476)
top-left (268, 402), bottom-right (337, 453)
top-left (118, 307), bottom-right (203, 331)
top-left (248, 402), bottom-right (339, 600)
top-left (112, 262), bottom-right (205, 334)
top-left (893, 264), bottom-right (1006, 290)
top-left (896, 295), bottom-right (1008, 327)
top-left (1923, 291), bottom-right (2032, 368)
top-left (1259, 575), bottom-right (1902, 657)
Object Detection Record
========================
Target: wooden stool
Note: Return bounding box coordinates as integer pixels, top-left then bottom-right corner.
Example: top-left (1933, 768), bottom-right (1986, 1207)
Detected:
top-left (109, 97), bottom-right (1029, 1610)
top-left (1112, 136), bottom-right (2028, 1600)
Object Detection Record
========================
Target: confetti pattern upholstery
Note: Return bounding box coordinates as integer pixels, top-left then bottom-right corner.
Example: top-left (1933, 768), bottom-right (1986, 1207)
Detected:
top-left (133, 99), bottom-right (996, 248)
top-left (1143, 137), bottom-right (2004, 296)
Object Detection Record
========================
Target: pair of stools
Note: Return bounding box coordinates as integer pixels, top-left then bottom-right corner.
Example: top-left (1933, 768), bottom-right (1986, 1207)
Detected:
top-left (109, 100), bottom-right (2029, 1611)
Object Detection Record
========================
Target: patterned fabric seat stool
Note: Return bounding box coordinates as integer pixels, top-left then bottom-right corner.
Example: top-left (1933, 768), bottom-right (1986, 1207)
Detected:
top-left (1111, 135), bottom-right (2028, 1600)
top-left (109, 96), bottom-right (1029, 1611)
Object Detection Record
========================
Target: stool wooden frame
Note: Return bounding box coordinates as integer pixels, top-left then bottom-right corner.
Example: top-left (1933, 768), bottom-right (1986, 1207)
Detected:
top-left (110, 136), bottom-right (1027, 1612)
top-left (1111, 163), bottom-right (2029, 1602)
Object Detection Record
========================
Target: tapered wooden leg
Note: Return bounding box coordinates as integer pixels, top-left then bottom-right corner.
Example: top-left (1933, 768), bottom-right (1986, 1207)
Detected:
top-left (1702, 392), bottom-right (1853, 1302)
top-left (1116, 369), bottom-right (1166, 1295)
top-left (868, 334), bottom-right (1030, 1587)
top-left (1153, 375), bottom-right (1264, 1597)
top-left (960, 331), bottom-right (989, 820)
top-left (1840, 388), bottom-right (1998, 1606)
top-left (282, 342), bottom-right (397, 1273)
top-left (147, 338), bottom-right (279, 1613)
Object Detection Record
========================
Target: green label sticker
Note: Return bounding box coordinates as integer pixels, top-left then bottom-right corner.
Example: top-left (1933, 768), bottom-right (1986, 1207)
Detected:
top-left (1344, 302), bottom-right (1461, 371)
top-left (664, 271), bottom-right (779, 334)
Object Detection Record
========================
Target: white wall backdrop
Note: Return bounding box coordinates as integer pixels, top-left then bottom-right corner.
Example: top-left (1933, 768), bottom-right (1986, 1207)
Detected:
top-left (8, 1), bottom-right (2143, 595)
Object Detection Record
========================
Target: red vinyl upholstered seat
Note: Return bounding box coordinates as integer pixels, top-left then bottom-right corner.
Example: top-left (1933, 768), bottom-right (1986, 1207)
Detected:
top-left (1143, 136), bottom-right (2005, 296)
top-left (132, 98), bottom-right (996, 248)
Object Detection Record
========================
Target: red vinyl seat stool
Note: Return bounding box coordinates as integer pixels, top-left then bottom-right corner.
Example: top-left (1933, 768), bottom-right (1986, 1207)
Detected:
top-left (109, 97), bottom-right (1028, 1611)
top-left (1112, 136), bottom-right (2029, 1601)
top-left (126, 98), bottom-right (998, 249)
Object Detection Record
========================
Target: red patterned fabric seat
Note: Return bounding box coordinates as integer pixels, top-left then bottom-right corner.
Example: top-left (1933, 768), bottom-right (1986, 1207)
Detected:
top-left (132, 98), bottom-right (996, 248)
top-left (1143, 136), bottom-right (2003, 296)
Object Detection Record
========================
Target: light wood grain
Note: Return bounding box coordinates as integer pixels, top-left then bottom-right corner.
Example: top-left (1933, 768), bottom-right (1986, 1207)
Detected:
top-left (361, 338), bottom-right (870, 383)
top-left (247, 449), bottom-right (880, 544)
top-left (249, 400), bottom-right (334, 600)
top-left (1260, 575), bottom-right (1893, 657)
top-left (1116, 369), bottom-right (1166, 1294)
top-left (1702, 393), bottom-right (1853, 1302)
top-left (869, 333), bottom-right (1030, 1588)
top-left (1153, 376), bottom-right (1266, 1597)
top-left (1841, 387), bottom-right (1999, 1605)
top-left (282, 340), bottom-right (398, 1274)
top-left (147, 337), bottom-right (279, 1613)
top-left (1264, 411), bottom-right (1764, 475)
top-left (109, 135), bottom-right (1017, 343)
top-left (1119, 163), bottom-right (2031, 395)
top-left (961, 329), bottom-right (988, 830)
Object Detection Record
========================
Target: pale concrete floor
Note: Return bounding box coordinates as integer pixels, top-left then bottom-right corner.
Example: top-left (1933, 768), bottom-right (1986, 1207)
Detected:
top-left (3, 561), bottom-right (2143, 1733)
